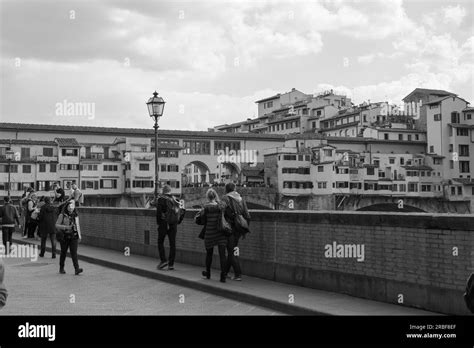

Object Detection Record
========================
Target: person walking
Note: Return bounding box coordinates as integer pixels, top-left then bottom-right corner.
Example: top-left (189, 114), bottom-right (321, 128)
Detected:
top-left (222, 183), bottom-right (251, 281)
top-left (26, 193), bottom-right (38, 239)
top-left (38, 196), bottom-right (57, 258)
top-left (0, 196), bottom-right (21, 253)
top-left (0, 259), bottom-right (7, 309)
top-left (195, 189), bottom-right (228, 283)
top-left (20, 187), bottom-right (34, 238)
top-left (55, 201), bottom-right (83, 275)
top-left (155, 185), bottom-right (180, 271)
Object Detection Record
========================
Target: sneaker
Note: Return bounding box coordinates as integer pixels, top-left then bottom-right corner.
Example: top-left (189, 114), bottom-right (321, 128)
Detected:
top-left (168, 265), bottom-right (174, 270)
top-left (157, 261), bottom-right (168, 270)
top-left (202, 271), bottom-right (210, 279)
top-left (220, 272), bottom-right (226, 283)
top-left (232, 276), bottom-right (242, 281)
top-left (39, 254), bottom-right (44, 258)
top-left (59, 269), bottom-right (66, 274)
top-left (75, 268), bottom-right (83, 275)
top-left (52, 254), bottom-right (56, 259)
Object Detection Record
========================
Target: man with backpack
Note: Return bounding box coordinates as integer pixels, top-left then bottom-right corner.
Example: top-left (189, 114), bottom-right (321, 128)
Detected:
top-left (222, 182), bottom-right (250, 281)
top-left (155, 185), bottom-right (185, 271)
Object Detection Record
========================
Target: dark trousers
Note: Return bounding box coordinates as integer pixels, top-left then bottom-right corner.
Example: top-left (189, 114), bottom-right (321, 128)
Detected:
top-left (59, 238), bottom-right (79, 270)
top-left (1, 227), bottom-right (14, 252)
top-left (26, 220), bottom-right (37, 238)
top-left (157, 223), bottom-right (177, 266)
top-left (225, 232), bottom-right (242, 277)
top-left (205, 245), bottom-right (227, 273)
top-left (40, 233), bottom-right (57, 256)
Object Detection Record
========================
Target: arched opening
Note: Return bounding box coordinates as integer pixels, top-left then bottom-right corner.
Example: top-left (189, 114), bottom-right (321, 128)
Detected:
top-left (216, 162), bottom-right (241, 185)
top-left (182, 161), bottom-right (212, 188)
top-left (357, 203), bottom-right (426, 213)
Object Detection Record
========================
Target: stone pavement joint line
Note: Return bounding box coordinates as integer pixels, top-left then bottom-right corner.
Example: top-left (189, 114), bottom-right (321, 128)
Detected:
top-left (11, 233), bottom-right (438, 316)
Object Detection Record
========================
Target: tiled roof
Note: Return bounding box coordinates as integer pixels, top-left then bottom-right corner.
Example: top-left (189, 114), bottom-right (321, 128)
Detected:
top-left (267, 115), bottom-right (300, 125)
top-left (0, 123), bottom-right (285, 141)
top-left (453, 178), bottom-right (474, 186)
top-left (255, 94), bottom-right (281, 103)
top-left (55, 138), bottom-right (81, 147)
top-left (0, 139), bottom-right (57, 146)
top-left (447, 123), bottom-right (474, 128)
top-left (241, 163), bottom-right (264, 177)
top-left (402, 88), bottom-right (456, 101)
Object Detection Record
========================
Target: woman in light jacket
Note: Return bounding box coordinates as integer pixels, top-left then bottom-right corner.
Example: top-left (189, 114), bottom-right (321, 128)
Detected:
top-left (55, 201), bottom-right (83, 275)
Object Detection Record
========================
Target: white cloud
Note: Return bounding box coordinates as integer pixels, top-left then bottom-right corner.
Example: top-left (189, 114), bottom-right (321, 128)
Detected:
top-left (357, 54), bottom-right (376, 64)
top-left (443, 5), bottom-right (467, 26)
top-left (422, 4), bottom-right (466, 30)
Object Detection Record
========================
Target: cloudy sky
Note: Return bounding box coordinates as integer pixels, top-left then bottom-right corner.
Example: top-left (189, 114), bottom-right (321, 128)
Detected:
top-left (0, 0), bottom-right (473, 130)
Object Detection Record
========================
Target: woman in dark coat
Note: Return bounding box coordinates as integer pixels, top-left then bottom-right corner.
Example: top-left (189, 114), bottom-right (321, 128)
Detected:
top-left (38, 196), bottom-right (57, 258)
top-left (55, 201), bottom-right (83, 275)
top-left (196, 188), bottom-right (227, 283)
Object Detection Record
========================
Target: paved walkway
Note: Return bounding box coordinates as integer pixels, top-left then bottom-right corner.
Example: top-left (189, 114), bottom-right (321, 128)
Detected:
top-left (0, 254), bottom-right (280, 315)
top-left (9, 232), bottom-right (438, 315)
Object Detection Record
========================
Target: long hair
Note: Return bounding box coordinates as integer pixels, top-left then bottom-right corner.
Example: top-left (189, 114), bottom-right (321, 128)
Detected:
top-left (206, 188), bottom-right (220, 203)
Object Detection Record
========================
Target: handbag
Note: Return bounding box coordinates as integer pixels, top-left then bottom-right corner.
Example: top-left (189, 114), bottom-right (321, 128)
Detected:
top-left (217, 208), bottom-right (232, 236)
top-left (198, 226), bottom-right (205, 240)
top-left (56, 214), bottom-right (65, 241)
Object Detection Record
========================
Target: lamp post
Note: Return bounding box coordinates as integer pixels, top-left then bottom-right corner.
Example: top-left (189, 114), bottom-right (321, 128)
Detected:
top-left (6, 149), bottom-right (14, 199)
top-left (146, 91), bottom-right (166, 199)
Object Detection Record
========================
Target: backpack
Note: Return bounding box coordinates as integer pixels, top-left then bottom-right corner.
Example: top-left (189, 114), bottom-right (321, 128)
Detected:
top-left (226, 196), bottom-right (250, 238)
top-left (164, 196), bottom-right (184, 225)
top-left (464, 273), bottom-right (474, 313)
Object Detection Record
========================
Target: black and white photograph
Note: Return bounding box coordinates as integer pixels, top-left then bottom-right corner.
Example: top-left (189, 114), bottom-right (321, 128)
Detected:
top-left (0, 0), bottom-right (473, 346)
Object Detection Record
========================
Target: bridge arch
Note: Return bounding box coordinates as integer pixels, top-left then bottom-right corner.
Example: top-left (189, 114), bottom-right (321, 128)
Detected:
top-left (357, 203), bottom-right (426, 213)
top-left (182, 160), bottom-right (212, 187)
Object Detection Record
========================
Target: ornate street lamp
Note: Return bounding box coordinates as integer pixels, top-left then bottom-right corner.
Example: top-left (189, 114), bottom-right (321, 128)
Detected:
top-left (146, 91), bottom-right (166, 198)
top-left (5, 148), bottom-right (14, 198)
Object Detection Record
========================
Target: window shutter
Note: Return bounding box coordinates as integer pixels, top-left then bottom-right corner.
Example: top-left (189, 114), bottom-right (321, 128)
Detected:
top-left (100, 180), bottom-right (103, 189)
top-left (113, 180), bottom-right (117, 189)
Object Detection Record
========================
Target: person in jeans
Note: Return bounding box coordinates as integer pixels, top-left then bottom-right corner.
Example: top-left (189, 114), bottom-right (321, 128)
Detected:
top-left (0, 259), bottom-right (7, 309)
top-left (0, 196), bottom-right (21, 253)
top-left (38, 196), bottom-right (57, 258)
top-left (26, 193), bottom-right (38, 238)
top-left (155, 185), bottom-right (178, 271)
top-left (55, 201), bottom-right (83, 275)
top-left (196, 189), bottom-right (227, 283)
top-left (222, 182), bottom-right (250, 281)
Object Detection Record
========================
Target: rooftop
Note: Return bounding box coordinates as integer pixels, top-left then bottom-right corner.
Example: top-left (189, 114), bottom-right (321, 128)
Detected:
top-left (55, 138), bottom-right (81, 147)
top-left (0, 122), bottom-right (285, 141)
top-left (402, 88), bottom-right (456, 102)
top-left (0, 139), bottom-right (57, 146)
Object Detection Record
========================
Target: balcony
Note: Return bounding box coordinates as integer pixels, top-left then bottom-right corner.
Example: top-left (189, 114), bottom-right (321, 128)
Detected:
top-left (34, 155), bottom-right (58, 162)
top-left (133, 153), bottom-right (155, 161)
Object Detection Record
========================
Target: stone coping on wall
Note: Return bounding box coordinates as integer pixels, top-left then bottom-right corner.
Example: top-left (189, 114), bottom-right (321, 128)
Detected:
top-left (77, 207), bottom-right (474, 230)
